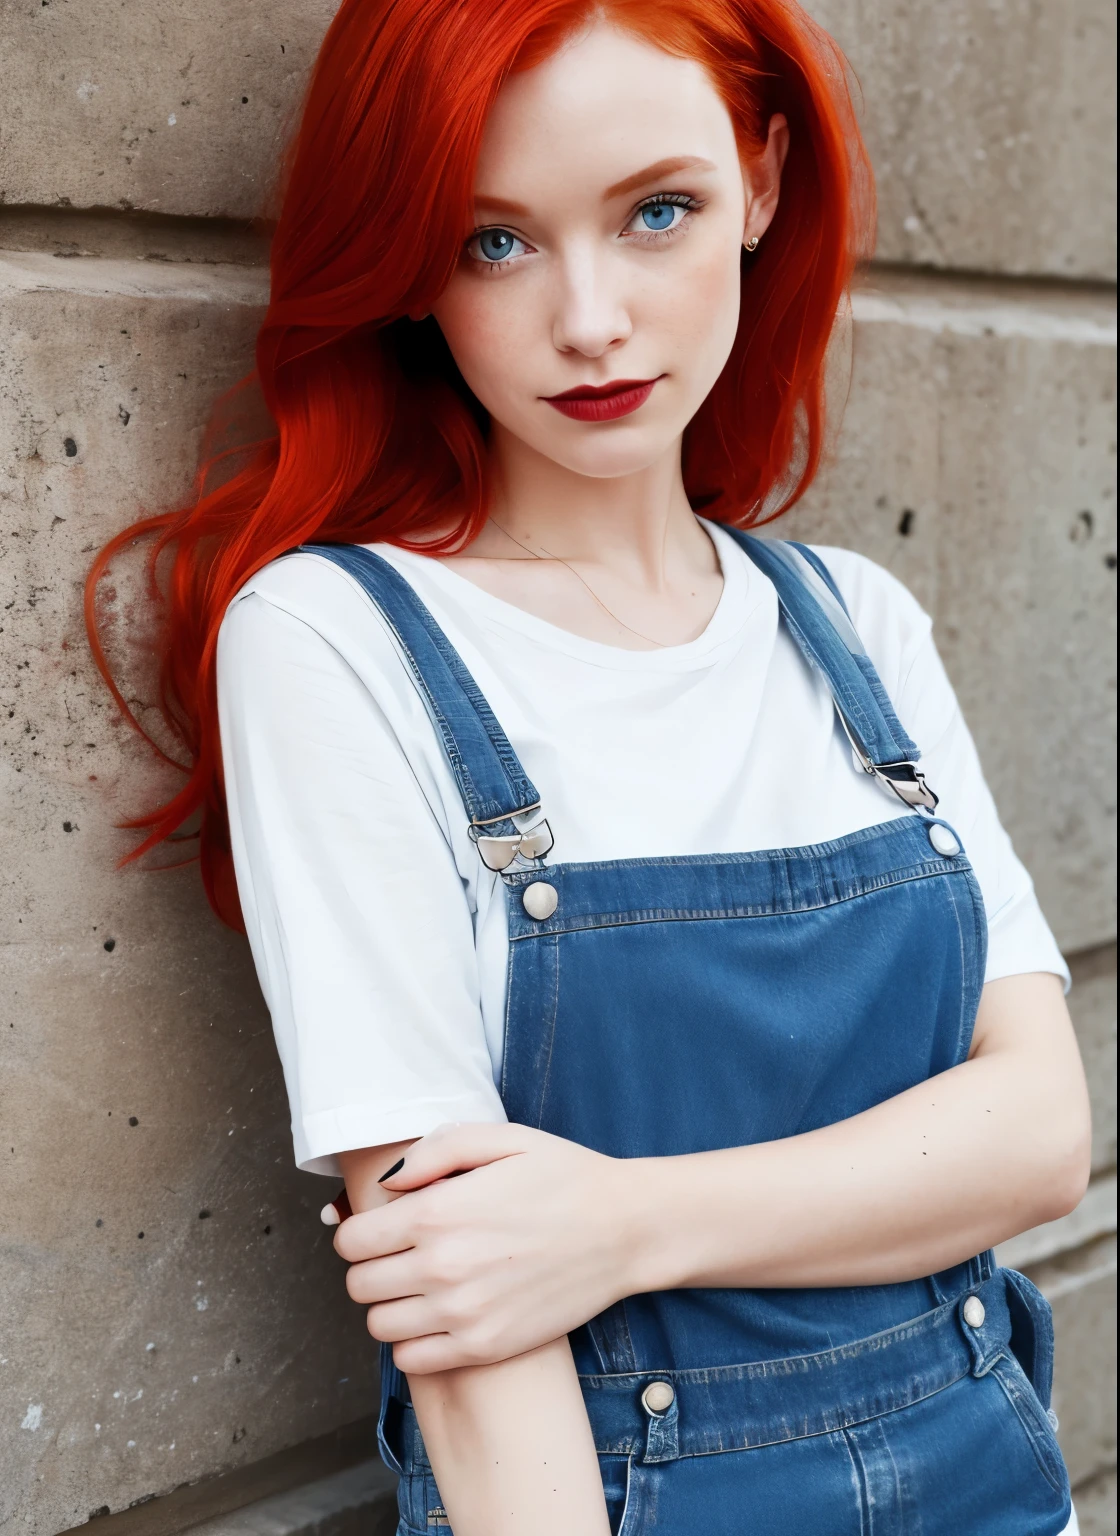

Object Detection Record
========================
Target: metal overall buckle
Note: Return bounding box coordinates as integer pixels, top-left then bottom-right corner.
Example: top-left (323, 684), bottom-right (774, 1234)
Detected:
top-left (839, 713), bottom-right (939, 812)
top-left (468, 805), bottom-right (555, 871)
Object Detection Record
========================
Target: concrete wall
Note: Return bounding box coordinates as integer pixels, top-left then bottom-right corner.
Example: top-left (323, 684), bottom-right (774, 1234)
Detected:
top-left (1, 0), bottom-right (1115, 1530)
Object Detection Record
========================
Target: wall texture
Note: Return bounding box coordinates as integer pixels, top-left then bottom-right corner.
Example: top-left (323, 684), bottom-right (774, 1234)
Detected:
top-left (0, 0), bottom-right (1115, 1531)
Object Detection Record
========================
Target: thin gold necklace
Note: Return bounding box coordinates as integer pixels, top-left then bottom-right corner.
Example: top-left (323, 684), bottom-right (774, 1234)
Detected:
top-left (487, 517), bottom-right (671, 649)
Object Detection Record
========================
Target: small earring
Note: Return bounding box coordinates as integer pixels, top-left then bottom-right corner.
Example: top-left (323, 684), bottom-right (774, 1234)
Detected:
top-left (744, 235), bottom-right (760, 252)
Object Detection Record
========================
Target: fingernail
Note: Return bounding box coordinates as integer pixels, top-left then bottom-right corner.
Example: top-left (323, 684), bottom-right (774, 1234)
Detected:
top-left (320, 1202), bottom-right (341, 1226)
top-left (378, 1157), bottom-right (405, 1184)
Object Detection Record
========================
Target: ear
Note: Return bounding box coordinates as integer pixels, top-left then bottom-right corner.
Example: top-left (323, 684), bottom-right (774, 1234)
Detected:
top-left (742, 114), bottom-right (790, 250)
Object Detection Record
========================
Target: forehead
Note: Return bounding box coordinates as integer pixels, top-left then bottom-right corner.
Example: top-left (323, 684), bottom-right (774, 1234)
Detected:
top-left (475, 21), bottom-right (737, 199)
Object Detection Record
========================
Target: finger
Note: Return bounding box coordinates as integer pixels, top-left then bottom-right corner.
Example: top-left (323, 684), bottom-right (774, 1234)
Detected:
top-left (334, 1204), bottom-right (415, 1264)
top-left (345, 1251), bottom-right (420, 1305)
top-left (392, 1331), bottom-right (480, 1375)
top-left (320, 1187), bottom-right (353, 1226)
top-left (365, 1296), bottom-right (439, 1344)
top-left (378, 1121), bottom-right (533, 1192)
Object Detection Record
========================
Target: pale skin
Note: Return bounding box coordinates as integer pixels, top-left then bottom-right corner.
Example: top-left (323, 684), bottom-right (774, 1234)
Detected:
top-left (332, 21), bottom-right (1092, 1536)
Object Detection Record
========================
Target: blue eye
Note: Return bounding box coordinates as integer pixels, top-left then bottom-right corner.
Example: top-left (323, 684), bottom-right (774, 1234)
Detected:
top-left (473, 228), bottom-right (521, 264)
top-left (640, 202), bottom-right (677, 231)
top-left (625, 195), bottom-right (696, 239)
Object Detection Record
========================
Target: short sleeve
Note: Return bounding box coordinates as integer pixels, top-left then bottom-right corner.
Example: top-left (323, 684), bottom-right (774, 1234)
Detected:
top-left (217, 590), bottom-right (507, 1176)
top-left (832, 556), bottom-right (1070, 992)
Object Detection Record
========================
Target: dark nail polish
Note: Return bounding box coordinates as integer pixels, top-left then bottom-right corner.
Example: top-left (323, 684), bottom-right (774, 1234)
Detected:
top-left (378, 1157), bottom-right (405, 1184)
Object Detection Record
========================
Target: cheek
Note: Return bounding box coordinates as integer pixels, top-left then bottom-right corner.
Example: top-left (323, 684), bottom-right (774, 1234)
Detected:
top-left (658, 240), bottom-right (742, 373)
top-left (432, 280), bottom-right (533, 409)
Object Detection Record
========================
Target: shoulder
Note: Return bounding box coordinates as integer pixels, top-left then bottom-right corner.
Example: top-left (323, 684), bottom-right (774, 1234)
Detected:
top-left (218, 545), bottom-right (413, 673)
top-left (222, 548), bottom-right (377, 638)
top-left (216, 546), bottom-right (424, 733)
top-left (216, 547), bottom-right (445, 758)
top-left (798, 544), bottom-right (933, 693)
top-left (800, 544), bottom-right (930, 632)
top-left (718, 528), bottom-right (931, 650)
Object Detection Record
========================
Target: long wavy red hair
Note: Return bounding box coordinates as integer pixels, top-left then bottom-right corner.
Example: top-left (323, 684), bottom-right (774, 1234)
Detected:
top-left (86, 0), bottom-right (874, 928)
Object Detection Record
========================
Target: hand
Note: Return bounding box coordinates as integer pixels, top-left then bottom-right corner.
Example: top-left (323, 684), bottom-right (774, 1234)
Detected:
top-left (333, 1122), bottom-right (637, 1373)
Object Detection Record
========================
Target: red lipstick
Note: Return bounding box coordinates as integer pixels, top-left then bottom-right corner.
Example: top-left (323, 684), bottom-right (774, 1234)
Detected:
top-left (543, 377), bottom-right (662, 422)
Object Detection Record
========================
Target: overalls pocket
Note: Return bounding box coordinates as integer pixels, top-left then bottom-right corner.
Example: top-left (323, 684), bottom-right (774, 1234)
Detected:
top-left (1003, 1265), bottom-right (1056, 1408)
top-left (986, 1269), bottom-right (1067, 1500)
top-left (393, 1470), bottom-right (449, 1534)
top-left (990, 1351), bottom-right (1070, 1500)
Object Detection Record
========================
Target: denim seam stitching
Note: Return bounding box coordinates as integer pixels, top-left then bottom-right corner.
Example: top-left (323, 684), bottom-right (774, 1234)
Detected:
top-left (840, 1424), bottom-right (873, 1536)
top-left (498, 892), bottom-right (517, 1104)
top-left (990, 1354), bottom-right (1069, 1498)
top-left (302, 548), bottom-right (537, 819)
top-left (615, 1300), bottom-right (640, 1375)
top-left (946, 861), bottom-right (974, 1070)
top-left (509, 865), bottom-right (973, 938)
top-left (577, 1286), bottom-right (986, 1387)
top-left (614, 1457), bottom-right (638, 1536)
top-left (532, 933), bottom-right (561, 1129)
top-left (732, 534), bottom-right (919, 763)
top-left (586, 1362), bottom-right (975, 1459)
top-left (780, 605), bottom-right (884, 755)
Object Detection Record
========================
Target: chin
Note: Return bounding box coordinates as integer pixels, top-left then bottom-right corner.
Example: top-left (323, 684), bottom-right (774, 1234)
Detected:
top-left (541, 435), bottom-right (675, 480)
top-left (514, 410), bottom-right (688, 480)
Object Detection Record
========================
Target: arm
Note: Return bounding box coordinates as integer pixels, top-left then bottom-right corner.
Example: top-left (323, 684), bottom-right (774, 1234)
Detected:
top-left (640, 970), bottom-right (1091, 1291)
top-left (340, 971), bottom-right (1091, 1372)
top-left (218, 591), bottom-right (608, 1527)
top-left (339, 1144), bottom-right (610, 1536)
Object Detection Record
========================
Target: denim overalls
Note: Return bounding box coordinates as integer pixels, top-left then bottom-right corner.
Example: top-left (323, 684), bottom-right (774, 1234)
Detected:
top-left (306, 532), bottom-right (1072, 1535)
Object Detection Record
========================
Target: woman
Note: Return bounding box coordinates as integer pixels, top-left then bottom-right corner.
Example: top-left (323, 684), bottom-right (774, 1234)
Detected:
top-left (88, 0), bottom-right (1091, 1531)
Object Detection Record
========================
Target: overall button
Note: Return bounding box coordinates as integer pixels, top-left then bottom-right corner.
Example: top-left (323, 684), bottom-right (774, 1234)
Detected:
top-left (962, 1295), bottom-right (986, 1329)
top-left (928, 823), bottom-right (961, 858)
top-left (641, 1381), bottom-right (675, 1416)
top-left (522, 882), bottom-right (558, 921)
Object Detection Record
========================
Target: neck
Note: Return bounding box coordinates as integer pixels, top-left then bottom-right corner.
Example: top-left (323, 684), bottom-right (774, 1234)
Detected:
top-left (485, 422), bottom-right (709, 589)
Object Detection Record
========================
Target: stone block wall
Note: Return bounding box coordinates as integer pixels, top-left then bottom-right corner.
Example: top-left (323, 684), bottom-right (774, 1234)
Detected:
top-left (1, 1), bottom-right (1115, 1531)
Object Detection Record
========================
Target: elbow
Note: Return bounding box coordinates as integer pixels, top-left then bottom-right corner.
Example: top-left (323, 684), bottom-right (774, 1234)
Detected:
top-left (1032, 1114), bottom-right (1093, 1226)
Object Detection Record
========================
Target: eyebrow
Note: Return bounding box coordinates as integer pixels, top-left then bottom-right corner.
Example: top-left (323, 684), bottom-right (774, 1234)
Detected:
top-left (472, 194), bottom-right (532, 217)
top-left (472, 156), bottom-right (718, 220)
top-left (603, 156), bottom-right (718, 200)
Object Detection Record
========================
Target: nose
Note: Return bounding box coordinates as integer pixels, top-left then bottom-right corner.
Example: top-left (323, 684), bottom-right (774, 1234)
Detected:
top-left (552, 240), bottom-right (632, 357)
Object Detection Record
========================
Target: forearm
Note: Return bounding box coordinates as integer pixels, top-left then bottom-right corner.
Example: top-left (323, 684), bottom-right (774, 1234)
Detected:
top-left (409, 1338), bottom-right (610, 1536)
top-left (631, 975), bottom-right (1091, 1293)
top-left (339, 1144), bottom-right (610, 1536)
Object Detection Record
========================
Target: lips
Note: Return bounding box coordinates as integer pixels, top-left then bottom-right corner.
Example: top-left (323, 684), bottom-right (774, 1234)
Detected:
top-left (542, 376), bottom-right (662, 422)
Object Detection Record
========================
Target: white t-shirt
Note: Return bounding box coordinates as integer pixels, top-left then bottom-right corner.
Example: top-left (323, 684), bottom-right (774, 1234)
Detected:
top-left (217, 523), bottom-right (1068, 1178)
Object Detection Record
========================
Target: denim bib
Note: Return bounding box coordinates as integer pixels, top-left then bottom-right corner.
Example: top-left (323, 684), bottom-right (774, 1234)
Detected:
top-left (303, 533), bottom-right (1071, 1535)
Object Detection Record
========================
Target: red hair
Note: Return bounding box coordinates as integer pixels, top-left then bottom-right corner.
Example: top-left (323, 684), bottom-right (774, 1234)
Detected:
top-left (86, 0), bottom-right (874, 928)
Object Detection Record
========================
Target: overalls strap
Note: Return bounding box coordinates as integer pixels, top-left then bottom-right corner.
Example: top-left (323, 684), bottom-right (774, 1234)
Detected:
top-left (726, 530), bottom-right (937, 811)
top-left (301, 532), bottom-right (936, 852)
top-left (299, 543), bottom-right (542, 831)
